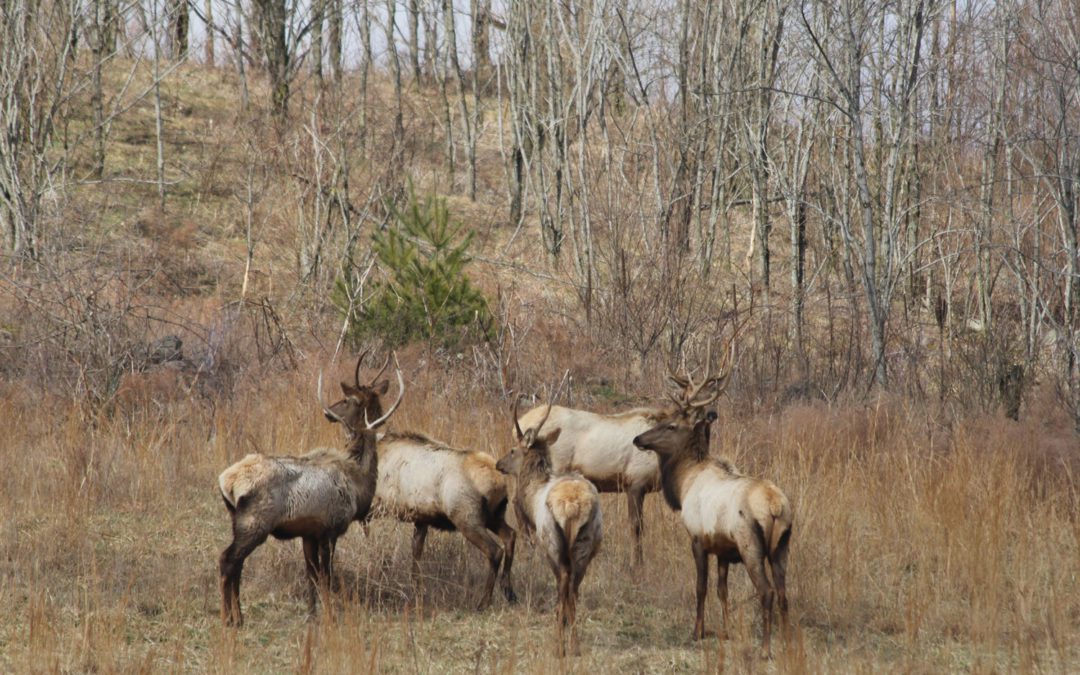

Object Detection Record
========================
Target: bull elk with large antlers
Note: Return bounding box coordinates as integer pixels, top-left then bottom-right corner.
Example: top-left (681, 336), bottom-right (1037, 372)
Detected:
top-left (514, 340), bottom-right (733, 565)
top-left (632, 388), bottom-right (792, 657)
top-left (217, 357), bottom-right (405, 626)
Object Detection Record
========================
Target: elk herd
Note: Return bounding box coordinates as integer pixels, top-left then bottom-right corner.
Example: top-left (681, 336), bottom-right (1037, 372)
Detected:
top-left (217, 344), bottom-right (794, 658)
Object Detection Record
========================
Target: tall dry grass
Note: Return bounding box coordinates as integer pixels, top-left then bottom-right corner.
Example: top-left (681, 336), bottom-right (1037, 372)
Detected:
top-left (0, 358), bottom-right (1077, 673)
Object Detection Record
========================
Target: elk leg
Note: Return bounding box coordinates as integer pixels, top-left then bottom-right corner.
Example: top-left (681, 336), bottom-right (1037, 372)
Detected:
top-left (458, 523), bottom-right (504, 610)
top-left (743, 552), bottom-right (775, 659)
top-left (691, 538), bottom-right (709, 640)
top-left (220, 529), bottom-right (266, 627)
top-left (716, 559), bottom-right (730, 639)
top-left (627, 485), bottom-right (646, 567)
top-left (555, 565), bottom-right (571, 658)
top-left (566, 569), bottom-right (581, 656)
top-left (302, 537), bottom-right (321, 617)
top-left (411, 524), bottom-right (428, 575)
top-left (771, 535), bottom-right (791, 634)
top-left (493, 518), bottom-right (518, 603)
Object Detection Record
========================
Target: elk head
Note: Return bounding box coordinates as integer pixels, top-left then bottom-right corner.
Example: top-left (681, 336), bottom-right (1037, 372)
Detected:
top-left (497, 395), bottom-right (563, 475)
top-left (633, 409), bottom-right (717, 460)
top-left (320, 351), bottom-right (405, 438)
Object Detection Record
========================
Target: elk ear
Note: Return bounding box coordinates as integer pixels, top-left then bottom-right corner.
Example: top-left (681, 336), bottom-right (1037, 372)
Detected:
top-left (325, 400), bottom-right (347, 424)
top-left (374, 379), bottom-right (390, 395)
top-left (341, 382), bottom-right (359, 396)
top-left (522, 428), bottom-right (537, 448)
top-left (541, 427), bottom-right (561, 447)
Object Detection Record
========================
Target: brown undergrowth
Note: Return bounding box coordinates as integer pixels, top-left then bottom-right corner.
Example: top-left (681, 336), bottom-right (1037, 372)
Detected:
top-left (0, 360), bottom-right (1076, 673)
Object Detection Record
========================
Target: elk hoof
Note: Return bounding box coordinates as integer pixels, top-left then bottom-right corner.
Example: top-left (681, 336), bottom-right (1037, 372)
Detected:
top-left (504, 588), bottom-right (519, 604)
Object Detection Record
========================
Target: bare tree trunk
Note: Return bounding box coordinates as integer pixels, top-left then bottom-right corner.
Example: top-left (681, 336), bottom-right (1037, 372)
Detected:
top-left (254, 0), bottom-right (292, 119)
top-left (91, 0), bottom-right (107, 178)
top-left (328, 0), bottom-right (342, 81)
top-left (312, 0), bottom-right (324, 86)
top-left (169, 0), bottom-right (189, 59)
top-left (408, 0), bottom-right (422, 82)
top-left (359, 0), bottom-right (371, 151)
top-left (152, 0), bottom-right (168, 210)
top-left (471, 0), bottom-right (491, 79)
top-left (444, 0), bottom-right (476, 199)
top-left (204, 0), bottom-right (215, 66)
top-left (386, 0), bottom-right (405, 143)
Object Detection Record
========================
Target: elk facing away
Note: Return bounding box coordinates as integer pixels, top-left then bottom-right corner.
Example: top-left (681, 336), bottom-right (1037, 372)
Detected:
top-left (633, 409), bottom-right (792, 657)
top-left (497, 399), bottom-right (602, 657)
top-left (515, 349), bottom-right (727, 565)
top-left (217, 361), bottom-right (405, 626)
top-left (323, 354), bottom-right (517, 609)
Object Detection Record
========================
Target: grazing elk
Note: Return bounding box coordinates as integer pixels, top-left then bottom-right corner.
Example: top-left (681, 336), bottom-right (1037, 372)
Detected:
top-left (322, 354), bottom-right (517, 609)
top-left (632, 404), bottom-right (792, 657)
top-left (497, 398), bottom-right (602, 657)
top-left (217, 362), bottom-right (405, 626)
top-left (515, 350), bottom-right (727, 565)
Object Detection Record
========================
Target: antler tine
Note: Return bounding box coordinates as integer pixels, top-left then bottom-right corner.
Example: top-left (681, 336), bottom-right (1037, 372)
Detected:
top-left (353, 349), bottom-right (370, 387)
top-left (535, 369), bottom-right (569, 435)
top-left (511, 395), bottom-right (525, 441)
top-left (318, 370), bottom-right (347, 425)
top-left (668, 355), bottom-right (690, 388)
top-left (365, 354), bottom-right (405, 429)
top-left (368, 352), bottom-right (391, 387)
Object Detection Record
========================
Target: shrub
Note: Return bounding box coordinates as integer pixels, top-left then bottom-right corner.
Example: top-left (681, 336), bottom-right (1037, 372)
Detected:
top-left (334, 185), bottom-right (493, 348)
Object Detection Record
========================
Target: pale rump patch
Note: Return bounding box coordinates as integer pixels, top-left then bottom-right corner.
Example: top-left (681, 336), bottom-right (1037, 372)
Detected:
top-left (219, 453), bottom-right (273, 506)
top-left (464, 452), bottom-right (506, 505)
top-left (547, 479), bottom-right (597, 529)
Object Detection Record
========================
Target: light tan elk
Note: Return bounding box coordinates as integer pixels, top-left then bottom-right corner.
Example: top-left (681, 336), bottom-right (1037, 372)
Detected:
top-left (217, 362), bottom-right (405, 626)
top-left (515, 353), bottom-right (725, 565)
top-left (632, 409), bottom-right (792, 657)
top-left (497, 398), bottom-right (602, 657)
top-left (323, 355), bottom-right (517, 609)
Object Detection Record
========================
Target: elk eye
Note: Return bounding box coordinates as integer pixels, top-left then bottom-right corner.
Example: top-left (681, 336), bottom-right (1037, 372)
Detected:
top-left (667, 424), bottom-right (677, 430)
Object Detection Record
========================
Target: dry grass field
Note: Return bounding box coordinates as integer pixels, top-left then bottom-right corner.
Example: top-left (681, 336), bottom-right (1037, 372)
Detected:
top-left (1, 360), bottom-right (1077, 673)
top-left (1, 57), bottom-right (1079, 673)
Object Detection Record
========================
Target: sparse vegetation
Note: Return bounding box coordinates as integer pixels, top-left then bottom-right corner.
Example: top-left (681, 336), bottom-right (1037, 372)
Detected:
top-left (0, 0), bottom-right (1078, 672)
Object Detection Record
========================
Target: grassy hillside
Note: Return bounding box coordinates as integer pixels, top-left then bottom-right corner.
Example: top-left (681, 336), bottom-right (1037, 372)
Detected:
top-left (0, 59), bottom-right (1078, 673)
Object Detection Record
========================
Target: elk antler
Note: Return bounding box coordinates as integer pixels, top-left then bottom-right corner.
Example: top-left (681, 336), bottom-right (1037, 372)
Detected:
top-left (368, 352), bottom-right (391, 387)
top-left (353, 349), bottom-right (370, 388)
top-left (511, 395), bottom-right (525, 440)
top-left (365, 353), bottom-right (405, 429)
top-left (318, 369), bottom-right (347, 425)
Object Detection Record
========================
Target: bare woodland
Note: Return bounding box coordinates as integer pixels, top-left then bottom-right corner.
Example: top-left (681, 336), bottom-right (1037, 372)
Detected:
top-left (0, 0), bottom-right (1078, 671)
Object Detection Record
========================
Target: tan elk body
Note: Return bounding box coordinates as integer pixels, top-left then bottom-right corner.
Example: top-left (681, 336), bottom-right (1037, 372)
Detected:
top-left (322, 355), bottom-right (517, 608)
top-left (516, 360), bottom-right (726, 564)
top-left (217, 363), bottom-right (404, 626)
top-left (633, 412), bottom-right (792, 657)
top-left (498, 400), bottom-right (602, 657)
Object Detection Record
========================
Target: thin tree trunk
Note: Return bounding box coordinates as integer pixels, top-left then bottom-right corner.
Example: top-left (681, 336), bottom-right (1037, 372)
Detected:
top-left (204, 0), bottom-right (215, 66)
top-left (170, 0), bottom-right (189, 59)
top-left (328, 0), bottom-right (342, 81)
top-left (386, 0), bottom-right (405, 143)
top-left (312, 0), bottom-right (324, 86)
top-left (408, 0), bottom-right (422, 82)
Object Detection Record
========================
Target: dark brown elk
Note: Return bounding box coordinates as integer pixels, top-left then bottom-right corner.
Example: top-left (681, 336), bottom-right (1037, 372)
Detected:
top-left (632, 405), bottom-right (792, 658)
top-left (323, 353), bottom-right (518, 609)
top-left (497, 398), bottom-right (602, 657)
top-left (217, 361), bottom-right (404, 626)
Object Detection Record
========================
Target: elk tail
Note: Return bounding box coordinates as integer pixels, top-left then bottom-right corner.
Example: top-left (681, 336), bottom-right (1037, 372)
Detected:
top-left (764, 486), bottom-right (788, 557)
